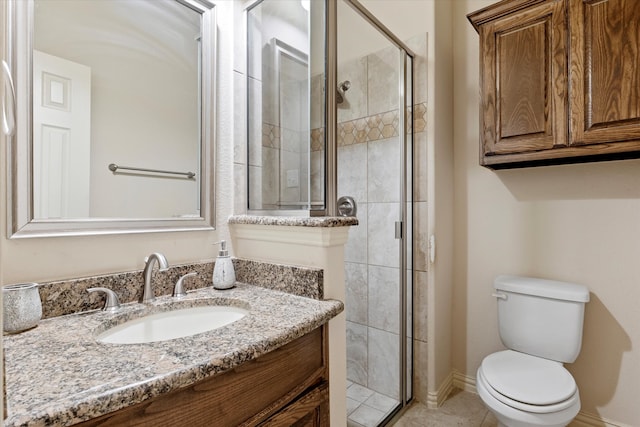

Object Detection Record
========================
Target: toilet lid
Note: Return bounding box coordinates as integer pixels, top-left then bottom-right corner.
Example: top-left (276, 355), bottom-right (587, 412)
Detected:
top-left (481, 350), bottom-right (577, 406)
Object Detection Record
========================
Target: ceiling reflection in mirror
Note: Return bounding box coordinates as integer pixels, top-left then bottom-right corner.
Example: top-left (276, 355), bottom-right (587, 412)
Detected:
top-left (33, 0), bottom-right (201, 220)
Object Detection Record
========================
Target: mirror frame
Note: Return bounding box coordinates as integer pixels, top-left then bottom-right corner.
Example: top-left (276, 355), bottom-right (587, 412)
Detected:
top-left (5, 0), bottom-right (216, 238)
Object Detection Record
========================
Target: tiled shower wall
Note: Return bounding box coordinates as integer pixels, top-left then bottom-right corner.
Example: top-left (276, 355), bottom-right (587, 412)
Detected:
top-left (337, 33), bottom-right (428, 402)
top-left (231, 1), bottom-right (429, 402)
top-left (259, 63), bottom-right (310, 209)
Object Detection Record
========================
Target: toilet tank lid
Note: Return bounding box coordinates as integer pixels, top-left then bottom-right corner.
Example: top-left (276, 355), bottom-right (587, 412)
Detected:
top-left (494, 275), bottom-right (590, 302)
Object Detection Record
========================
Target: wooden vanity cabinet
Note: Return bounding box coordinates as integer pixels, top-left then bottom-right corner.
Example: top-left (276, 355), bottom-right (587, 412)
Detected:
top-left (468, 0), bottom-right (640, 169)
top-left (76, 326), bottom-right (329, 427)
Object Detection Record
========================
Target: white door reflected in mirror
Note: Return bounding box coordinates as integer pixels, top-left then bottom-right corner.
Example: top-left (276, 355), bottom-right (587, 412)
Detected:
top-left (33, 50), bottom-right (91, 219)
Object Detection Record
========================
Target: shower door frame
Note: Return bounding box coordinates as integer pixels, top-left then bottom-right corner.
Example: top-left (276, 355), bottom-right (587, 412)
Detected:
top-left (329, 0), bottom-right (416, 421)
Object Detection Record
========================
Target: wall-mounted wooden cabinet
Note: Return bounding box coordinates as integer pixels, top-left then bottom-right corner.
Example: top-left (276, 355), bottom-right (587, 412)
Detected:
top-left (468, 0), bottom-right (640, 169)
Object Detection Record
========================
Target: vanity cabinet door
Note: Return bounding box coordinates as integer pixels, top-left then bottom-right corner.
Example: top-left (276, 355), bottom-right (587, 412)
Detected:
top-left (569, 0), bottom-right (640, 149)
top-left (260, 381), bottom-right (329, 427)
top-left (475, 0), bottom-right (568, 167)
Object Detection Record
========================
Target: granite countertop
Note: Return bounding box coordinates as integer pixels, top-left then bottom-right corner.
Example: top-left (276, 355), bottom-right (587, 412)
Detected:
top-left (3, 283), bottom-right (343, 427)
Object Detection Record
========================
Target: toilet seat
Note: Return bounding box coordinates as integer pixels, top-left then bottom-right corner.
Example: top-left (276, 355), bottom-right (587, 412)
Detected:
top-left (479, 350), bottom-right (579, 414)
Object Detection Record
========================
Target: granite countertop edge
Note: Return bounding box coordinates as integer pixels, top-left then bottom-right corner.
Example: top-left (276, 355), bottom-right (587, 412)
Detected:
top-left (4, 283), bottom-right (343, 427)
top-left (228, 214), bottom-right (358, 227)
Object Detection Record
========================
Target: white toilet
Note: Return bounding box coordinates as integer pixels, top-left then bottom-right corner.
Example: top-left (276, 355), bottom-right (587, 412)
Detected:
top-left (477, 275), bottom-right (590, 427)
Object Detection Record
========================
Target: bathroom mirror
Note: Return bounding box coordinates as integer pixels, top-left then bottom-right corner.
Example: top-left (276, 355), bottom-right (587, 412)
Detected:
top-left (246, 0), bottom-right (326, 215)
top-left (5, 0), bottom-right (216, 238)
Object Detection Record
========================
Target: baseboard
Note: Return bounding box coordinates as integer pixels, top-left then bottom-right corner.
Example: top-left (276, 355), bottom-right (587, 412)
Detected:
top-left (446, 370), bottom-right (630, 427)
top-left (572, 412), bottom-right (633, 427)
top-left (426, 371), bottom-right (453, 409)
top-left (452, 369), bottom-right (476, 393)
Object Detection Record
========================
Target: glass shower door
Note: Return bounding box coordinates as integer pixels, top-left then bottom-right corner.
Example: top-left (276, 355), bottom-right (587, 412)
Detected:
top-left (337, 1), bottom-right (413, 425)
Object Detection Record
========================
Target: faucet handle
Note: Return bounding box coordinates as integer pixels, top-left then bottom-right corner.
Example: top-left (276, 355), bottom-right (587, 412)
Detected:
top-left (87, 287), bottom-right (121, 312)
top-left (174, 272), bottom-right (197, 299)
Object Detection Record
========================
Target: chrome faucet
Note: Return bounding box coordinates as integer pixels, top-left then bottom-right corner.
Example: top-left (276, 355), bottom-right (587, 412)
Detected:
top-left (141, 253), bottom-right (169, 303)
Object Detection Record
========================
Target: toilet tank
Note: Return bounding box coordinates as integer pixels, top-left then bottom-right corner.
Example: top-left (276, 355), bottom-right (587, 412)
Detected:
top-left (494, 275), bottom-right (590, 363)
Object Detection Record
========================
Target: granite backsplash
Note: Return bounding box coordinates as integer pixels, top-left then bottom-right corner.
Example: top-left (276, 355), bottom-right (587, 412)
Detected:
top-left (34, 258), bottom-right (324, 319)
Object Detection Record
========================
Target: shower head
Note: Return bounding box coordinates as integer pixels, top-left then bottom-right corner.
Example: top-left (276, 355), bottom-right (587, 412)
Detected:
top-left (336, 80), bottom-right (351, 105)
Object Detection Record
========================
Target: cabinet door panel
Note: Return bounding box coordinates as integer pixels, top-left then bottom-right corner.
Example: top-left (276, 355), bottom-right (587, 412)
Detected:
top-left (499, 21), bottom-right (547, 139)
top-left (571, 0), bottom-right (640, 144)
top-left (260, 382), bottom-right (329, 427)
top-left (480, 0), bottom-right (567, 160)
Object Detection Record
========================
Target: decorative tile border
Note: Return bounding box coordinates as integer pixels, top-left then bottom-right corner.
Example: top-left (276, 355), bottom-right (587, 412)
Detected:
top-left (311, 128), bottom-right (324, 151)
top-left (261, 102), bottom-right (427, 152)
top-left (413, 102), bottom-right (427, 133)
top-left (336, 102), bottom-right (427, 147)
top-left (338, 110), bottom-right (399, 146)
top-left (34, 259), bottom-right (325, 319)
top-left (333, 102), bottom-right (427, 150)
top-left (262, 122), bottom-right (280, 149)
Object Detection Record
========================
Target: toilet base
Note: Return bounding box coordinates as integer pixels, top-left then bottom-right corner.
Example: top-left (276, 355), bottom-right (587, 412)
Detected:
top-left (476, 367), bottom-right (580, 427)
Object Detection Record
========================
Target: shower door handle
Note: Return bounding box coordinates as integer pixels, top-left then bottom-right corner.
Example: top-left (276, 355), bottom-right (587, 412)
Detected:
top-left (337, 196), bottom-right (357, 217)
top-left (395, 221), bottom-right (403, 239)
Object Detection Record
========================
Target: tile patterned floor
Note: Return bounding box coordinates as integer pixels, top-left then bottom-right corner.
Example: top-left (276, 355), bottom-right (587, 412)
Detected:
top-left (390, 389), bottom-right (499, 427)
top-left (347, 381), bottom-right (401, 427)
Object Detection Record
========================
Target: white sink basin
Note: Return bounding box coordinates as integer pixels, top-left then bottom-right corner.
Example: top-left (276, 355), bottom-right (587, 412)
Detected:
top-left (96, 305), bottom-right (248, 344)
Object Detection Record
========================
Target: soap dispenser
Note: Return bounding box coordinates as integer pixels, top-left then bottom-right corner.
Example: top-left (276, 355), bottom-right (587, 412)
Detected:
top-left (212, 240), bottom-right (236, 290)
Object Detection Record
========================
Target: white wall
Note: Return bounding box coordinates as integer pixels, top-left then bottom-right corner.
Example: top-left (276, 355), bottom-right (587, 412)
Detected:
top-left (453, 1), bottom-right (640, 424)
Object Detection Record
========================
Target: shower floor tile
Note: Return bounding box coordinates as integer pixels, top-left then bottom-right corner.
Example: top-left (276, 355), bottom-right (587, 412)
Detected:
top-left (347, 383), bottom-right (376, 403)
top-left (364, 392), bottom-right (398, 413)
top-left (350, 405), bottom-right (387, 427)
top-left (347, 397), bottom-right (361, 415)
top-left (347, 383), bottom-right (399, 427)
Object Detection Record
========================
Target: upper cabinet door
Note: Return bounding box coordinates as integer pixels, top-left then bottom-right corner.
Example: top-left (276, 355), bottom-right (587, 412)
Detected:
top-left (570, 0), bottom-right (640, 147)
top-left (476, 0), bottom-right (567, 165)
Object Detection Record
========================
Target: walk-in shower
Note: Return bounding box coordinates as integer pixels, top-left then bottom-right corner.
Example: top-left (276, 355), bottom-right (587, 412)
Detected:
top-left (245, 1), bottom-right (414, 425)
top-left (336, 2), bottom-right (414, 425)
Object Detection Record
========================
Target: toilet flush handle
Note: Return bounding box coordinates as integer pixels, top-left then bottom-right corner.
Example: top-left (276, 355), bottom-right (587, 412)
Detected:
top-left (492, 292), bottom-right (507, 300)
